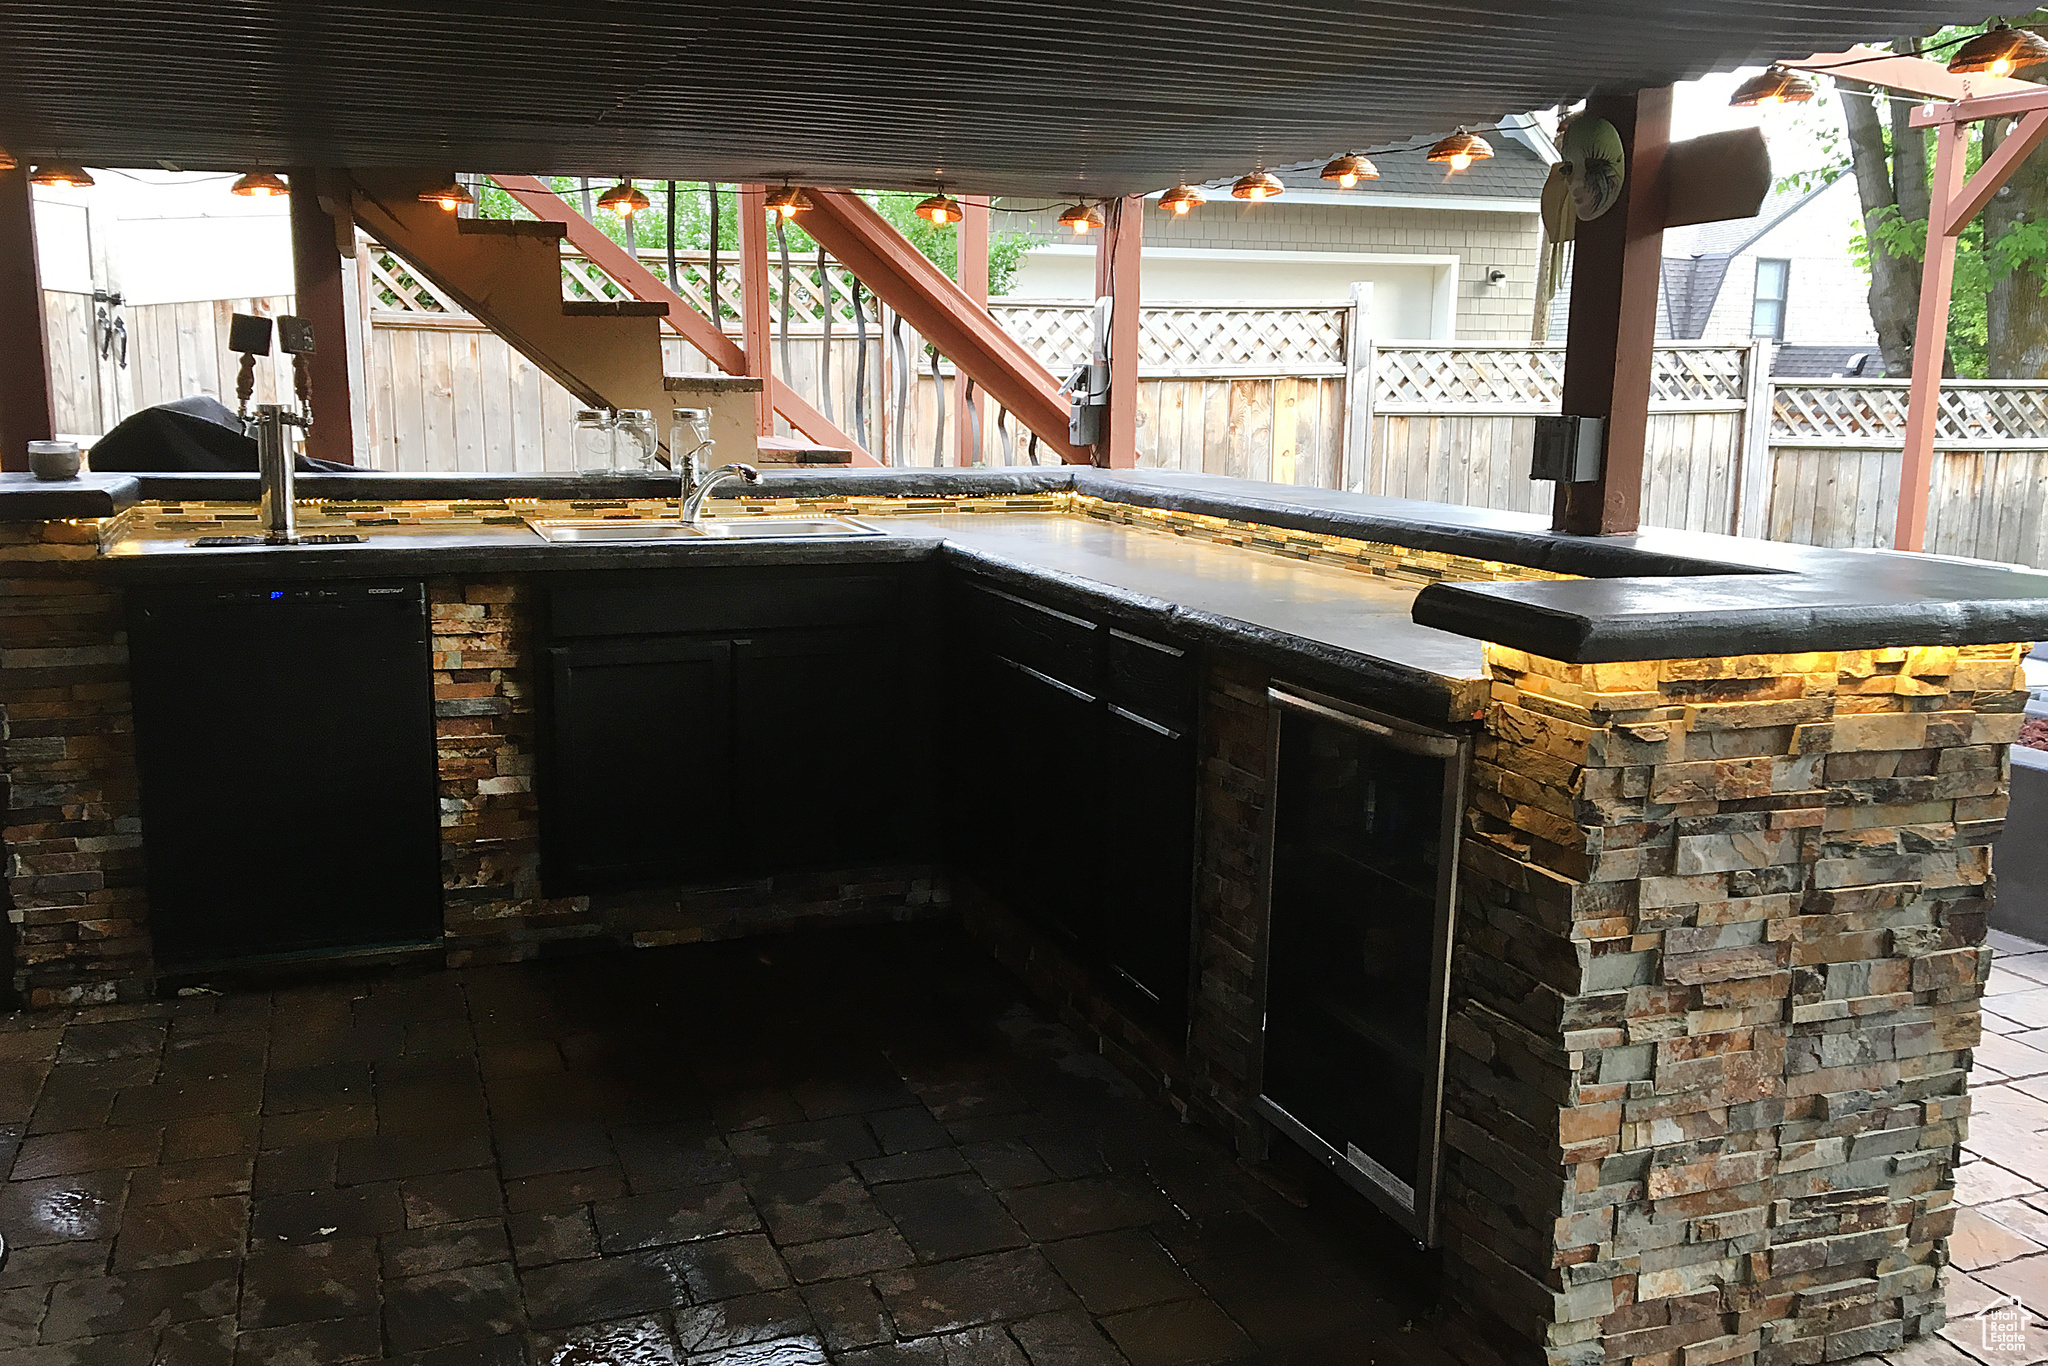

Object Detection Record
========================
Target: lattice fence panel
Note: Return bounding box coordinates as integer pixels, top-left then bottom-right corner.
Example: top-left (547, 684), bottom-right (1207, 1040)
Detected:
top-left (366, 248), bottom-right (462, 314)
top-left (1373, 345), bottom-right (1748, 410)
top-left (992, 303), bottom-right (1348, 376)
top-left (1772, 383), bottom-right (2048, 444)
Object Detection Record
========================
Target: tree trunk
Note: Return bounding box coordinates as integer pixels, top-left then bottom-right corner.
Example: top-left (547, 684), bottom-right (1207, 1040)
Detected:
top-left (1841, 78), bottom-right (1922, 376)
top-left (1984, 69), bottom-right (2048, 375)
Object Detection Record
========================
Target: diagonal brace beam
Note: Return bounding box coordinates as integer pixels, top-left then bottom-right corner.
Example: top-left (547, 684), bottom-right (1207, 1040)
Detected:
top-left (1941, 108), bottom-right (2048, 235)
top-left (797, 188), bottom-right (1088, 463)
top-left (490, 175), bottom-right (879, 465)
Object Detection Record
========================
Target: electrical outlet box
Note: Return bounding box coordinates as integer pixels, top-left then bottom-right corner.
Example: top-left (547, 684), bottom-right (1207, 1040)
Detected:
top-left (1531, 414), bottom-right (1604, 483)
top-left (277, 316), bottom-right (317, 356)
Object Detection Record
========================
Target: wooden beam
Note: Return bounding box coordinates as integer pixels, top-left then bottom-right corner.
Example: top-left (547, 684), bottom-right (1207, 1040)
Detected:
top-left (289, 170), bottom-right (358, 465)
top-left (1895, 121), bottom-right (1968, 553)
top-left (798, 188), bottom-right (1087, 462)
top-left (1788, 47), bottom-right (2036, 102)
top-left (1913, 85), bottom-right (2048, 129)
top-left (0, 166), bottom-right (55, 470)
top-left (1091, 197), bottom-right (1143, 469)
top-left (491, 175), bottom-right (877, 463)
top-left (955, 196), bottom-right (990, 465)
top-left (1554, 86), bottom-right (1671, 535)
top-left (737, 184), bottom-right (776, 437)
top-left (1946, 107), bottom-right (2048, 232)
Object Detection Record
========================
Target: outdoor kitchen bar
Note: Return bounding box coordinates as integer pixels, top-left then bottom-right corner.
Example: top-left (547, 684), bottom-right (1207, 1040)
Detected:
top-left (0, 459), bottom-right (2039, 1365)
top-left (1, 0), bottom-right (2043, 1361)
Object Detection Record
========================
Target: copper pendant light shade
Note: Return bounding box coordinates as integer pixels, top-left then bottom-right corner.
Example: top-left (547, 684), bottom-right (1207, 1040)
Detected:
top-left (1948, 22), bottom-right (2048, 77)
top-left (418, 177), bottom-right (474, 211)
top-left (231, 170), bottom-right (290, 198)
top-left (1427, 129), bottom-right (1492, 172)
top-left (0, 148), bottom-right (17, 173)
top-left (597, 178), bottom-right (651, 217)
top-left (30, 162), bottom-right (95, 189)
top-left (1319, 154), bottom-right (1379, 188)
top-left (914, 192), bottom-right (965, 225)
top-left (1158, 184), bottom-right (1206, 215)
top-left (1057, 202), bottom-right (1104, 234)
top-left (764, 185), bottom-right (812, 218)
top-left (1231, 170), bottom-right (1284, 201)
top-left (1727, 65), bottom-right (1817, 107)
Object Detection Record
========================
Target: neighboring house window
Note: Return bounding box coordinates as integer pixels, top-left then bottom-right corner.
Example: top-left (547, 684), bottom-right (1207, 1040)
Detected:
top-left (1752, 259), bottom-right (1790, 340)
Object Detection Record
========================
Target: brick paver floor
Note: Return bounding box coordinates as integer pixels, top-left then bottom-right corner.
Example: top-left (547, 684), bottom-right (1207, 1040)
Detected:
top-left (0, 921), bottom-right (2042, 1364)
top-left (0, 923), bottom-right (1448, 1365)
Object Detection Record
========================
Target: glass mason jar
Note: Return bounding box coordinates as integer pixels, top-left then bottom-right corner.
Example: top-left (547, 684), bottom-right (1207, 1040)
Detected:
top-left (613, 409), bottom-right (659, 473)
top-left (669, 407), bottom-right (712, 484)
top-left (573, 408), bottom-right (614, 476)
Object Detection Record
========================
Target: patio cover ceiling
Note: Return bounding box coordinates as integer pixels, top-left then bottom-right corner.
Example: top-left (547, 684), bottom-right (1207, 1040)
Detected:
top-left (0, 0), bottom-right (2008, 198)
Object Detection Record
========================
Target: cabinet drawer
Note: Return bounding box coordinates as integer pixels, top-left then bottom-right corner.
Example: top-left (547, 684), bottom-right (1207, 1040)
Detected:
top-left (962, 582), bottom-right (1098, 690)
top-left (548, 568), bottom-right (903, 638)
top-left (1104, 628), bottom-right (1195, 733)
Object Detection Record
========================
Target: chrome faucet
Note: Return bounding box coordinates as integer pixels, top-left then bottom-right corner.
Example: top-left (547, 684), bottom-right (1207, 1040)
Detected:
top-left (683, 463), bottom-right (762, 526)
top-left (670, 408), bottom-right (717, 510)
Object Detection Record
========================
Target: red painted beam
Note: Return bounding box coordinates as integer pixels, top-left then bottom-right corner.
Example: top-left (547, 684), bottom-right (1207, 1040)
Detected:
top-left (737, 184), bottom-right (776, 439)
top-left (1896, 122), bottom-right (1968, 553)
top-left (0, 166), bottom-right (55, 470)
top-left (1554, 87), bottom-right (1671, 536)
top-left (798, 188), bottom-right (1087, 463)
top-left (289, 171), bottom-right (358, 464)
top-left (1092, 197), bottom-right (1143, 469)
top-left (492, 175), bottom-right (875, 463)
top-left (955, 196), bottom-right (990, 465)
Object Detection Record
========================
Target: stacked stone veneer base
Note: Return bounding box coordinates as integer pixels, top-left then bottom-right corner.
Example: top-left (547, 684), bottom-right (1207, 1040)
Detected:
top-left (1447, 644), bottom-right (2024, 1366)
top-left (0, 522), bottom-right (146, 1007)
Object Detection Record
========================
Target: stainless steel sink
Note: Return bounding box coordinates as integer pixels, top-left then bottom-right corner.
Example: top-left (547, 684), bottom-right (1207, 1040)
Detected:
top-left (533, 517), bottom-right (884, 544)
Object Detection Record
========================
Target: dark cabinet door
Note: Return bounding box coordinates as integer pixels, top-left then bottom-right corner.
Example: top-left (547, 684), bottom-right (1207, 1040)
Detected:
top-left (545, 637), bottom-right (733, 891)
top-left (996, 657), bottom-right (1103, 952)
top-left (1099, 704), bottom-right (1195, 1033)
top-left (733, 628), bottom-right (909, 874)
top-left (129, 584), bottom-right (443, 968)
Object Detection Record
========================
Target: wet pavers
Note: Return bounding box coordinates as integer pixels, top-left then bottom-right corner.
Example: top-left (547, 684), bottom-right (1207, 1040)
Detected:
top-left (0, 924), bottom-right (1444, 1364)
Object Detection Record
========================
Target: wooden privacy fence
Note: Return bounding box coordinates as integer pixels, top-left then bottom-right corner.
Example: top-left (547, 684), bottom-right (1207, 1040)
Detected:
top-left (46, 246), bottom-right (2048, 568)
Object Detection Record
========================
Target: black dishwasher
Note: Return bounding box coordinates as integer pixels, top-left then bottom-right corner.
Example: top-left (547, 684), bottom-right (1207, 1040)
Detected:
top-left (1255, 685), bottom-right (1469, 1244)
top-left (128, 582), bottom-right (443, 968)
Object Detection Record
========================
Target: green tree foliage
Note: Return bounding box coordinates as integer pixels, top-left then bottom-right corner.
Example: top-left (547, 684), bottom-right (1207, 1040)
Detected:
top-left (473, 177), bottom-right (1035, 298)
top-left (1810, 19), bottom-right (2048, 377)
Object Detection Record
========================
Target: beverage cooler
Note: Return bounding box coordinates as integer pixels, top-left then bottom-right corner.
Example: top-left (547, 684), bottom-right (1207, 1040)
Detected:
top-left (1254, 685), bottom-right (1470, 1244)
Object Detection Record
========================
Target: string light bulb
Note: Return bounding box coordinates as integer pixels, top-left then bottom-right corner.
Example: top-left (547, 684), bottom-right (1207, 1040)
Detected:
top-left (1159, 185), bottom-right (1206, 215)
top-left (418, 177), bottom-right (474, 211)
top-left (1057, 202), bottom-right (1104, 235)
top-left (597, 178), bottom-right (650, 218)
top-left (1427, 129), bottom-right (1492, 173)
top-left (231, 171), bottom-right (290, 198)
top-left (1230, 170), bottom-right (1284, 202)
top-left (1319, 154), bottom-right (1379, 188)
top-left (914, 192), bottom-right (965, 225)
top-left (764, 185), bottom-right (811, 219)
top-left (1948, 22), bottom-right (2048, 77)
top-left (30, 163), bottom-right (94, 189)
top-left (1728, 65), bottom-right (1817, 107)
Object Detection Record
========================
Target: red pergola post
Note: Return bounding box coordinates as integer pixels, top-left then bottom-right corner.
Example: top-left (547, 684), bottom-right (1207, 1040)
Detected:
top-left (955, 196), bottom-right (991, 465)
top-left (289, 171), bottom-right (358, 464)
top-left (736, 183), bottom-right (775, 438)
top-left (0, 165), bottom-right (56, 470)
top-left (1093, 195), bottom-right (1143, 469)
top-left (1554, 87), bottom-right (1671, 535)
top-left (1894, 94), bottom-right (2048, 551)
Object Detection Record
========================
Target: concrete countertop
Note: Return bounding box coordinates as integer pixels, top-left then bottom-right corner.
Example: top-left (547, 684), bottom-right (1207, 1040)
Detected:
top-left (96, 511), bottom-right (1486, 720)
top-left (896, 513), bottom-right (1486, 720)
top-left (39, 464), bottom-right (2048, 662)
